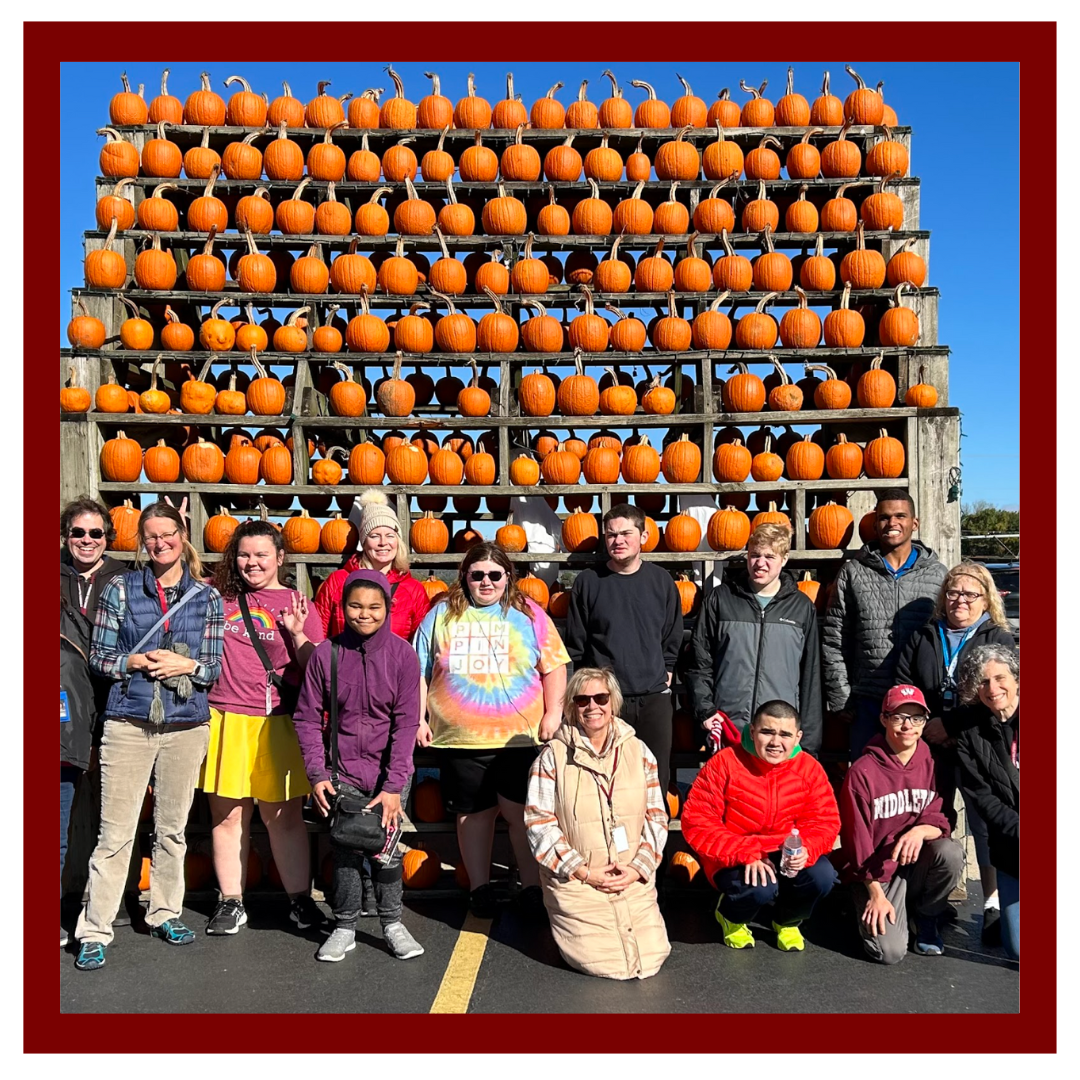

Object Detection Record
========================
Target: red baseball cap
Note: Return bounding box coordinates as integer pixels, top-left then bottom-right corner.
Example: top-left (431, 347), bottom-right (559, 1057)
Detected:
top-left (881, 685), bottom-right (930, 714)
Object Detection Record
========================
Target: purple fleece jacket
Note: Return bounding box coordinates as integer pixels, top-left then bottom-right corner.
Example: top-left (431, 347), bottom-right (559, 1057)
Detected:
top-left (293, 570), bottom-right (421, 794)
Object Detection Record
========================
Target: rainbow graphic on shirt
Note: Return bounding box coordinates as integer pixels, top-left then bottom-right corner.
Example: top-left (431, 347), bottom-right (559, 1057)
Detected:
top-left (414, 599), bottom-right (570, 750)
top-left (226, 606), bottom-right (277, 629)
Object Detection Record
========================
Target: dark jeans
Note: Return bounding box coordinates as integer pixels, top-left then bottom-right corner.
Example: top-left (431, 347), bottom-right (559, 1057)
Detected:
top-left (61, 765), bottom-right (81, 896)
top-left (850, 695), bottom-right (883, 760)
top-left (329, 777), bottom-right (411, 930)
top-left (622, 690), bottom-right (673, 795)
top-left (714, 852), bottom-right (838, 927)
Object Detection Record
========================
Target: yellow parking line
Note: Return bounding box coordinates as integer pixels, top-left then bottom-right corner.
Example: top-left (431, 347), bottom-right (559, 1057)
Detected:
top-left (429, 913), bottom-right (492, 1014)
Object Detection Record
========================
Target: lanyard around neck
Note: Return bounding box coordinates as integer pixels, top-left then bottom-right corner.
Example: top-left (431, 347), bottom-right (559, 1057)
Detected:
top-left (154, 577), bottom-right (172, 633)
top-left (937, 621), bottom-right (979, 678)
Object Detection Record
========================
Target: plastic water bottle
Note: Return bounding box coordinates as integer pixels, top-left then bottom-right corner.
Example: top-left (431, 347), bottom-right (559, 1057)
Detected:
top-left (779, 828), bottom-right (802, 878)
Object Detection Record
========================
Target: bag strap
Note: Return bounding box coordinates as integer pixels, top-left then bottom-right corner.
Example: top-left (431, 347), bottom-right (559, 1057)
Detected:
top-left (131, 582), bottom-right (207, 654)
top-left (238, 591), bottom-right (283, 686)
top-left (329, 642), bottom-right (340, 784)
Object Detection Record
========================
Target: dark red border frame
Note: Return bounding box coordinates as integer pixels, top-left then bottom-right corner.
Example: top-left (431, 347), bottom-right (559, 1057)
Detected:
top-left (33, 21), bottom-right (1052, 1054)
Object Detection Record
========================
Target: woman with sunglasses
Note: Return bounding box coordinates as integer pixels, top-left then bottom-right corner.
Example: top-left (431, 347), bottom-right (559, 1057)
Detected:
top-left (524, 667), bottom-right (671, 979)
top-left (414, 543), bottom-right (569, 918)
top-left (74, 503), bottom-right (224, 971)
top-left (60, 498), bottom-right (127, 946)
top-left (895, 562), bottom-right (1016, 942)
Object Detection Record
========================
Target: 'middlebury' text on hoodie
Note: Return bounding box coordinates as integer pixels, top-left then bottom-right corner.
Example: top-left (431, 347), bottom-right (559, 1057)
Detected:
top-left (833, 733), bottom-right (951, 885)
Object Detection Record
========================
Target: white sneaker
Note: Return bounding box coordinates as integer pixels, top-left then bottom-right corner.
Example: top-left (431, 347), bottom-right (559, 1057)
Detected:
top-left (316, 927), bottom-right (356, 962)
top-left (383, 921), bottom-right (424, 960)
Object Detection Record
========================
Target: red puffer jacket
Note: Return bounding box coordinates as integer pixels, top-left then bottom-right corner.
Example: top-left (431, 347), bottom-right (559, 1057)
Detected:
top-left (314, 557), bottom-right (430, 642)
top-left (681, 726), bottom-right (841, 887)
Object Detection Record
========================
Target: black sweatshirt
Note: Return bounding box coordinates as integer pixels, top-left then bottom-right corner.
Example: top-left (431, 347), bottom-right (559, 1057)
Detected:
top-left (564, 561), bottom-right (684, 696)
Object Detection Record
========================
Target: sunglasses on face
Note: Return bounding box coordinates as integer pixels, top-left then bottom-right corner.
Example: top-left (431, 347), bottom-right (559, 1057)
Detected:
top-left (467, 570), bottom-right (505, 583)
top-left (573, 693), bottom-right (611, 707)
top-left (68, 528), bottom-right (106, 540)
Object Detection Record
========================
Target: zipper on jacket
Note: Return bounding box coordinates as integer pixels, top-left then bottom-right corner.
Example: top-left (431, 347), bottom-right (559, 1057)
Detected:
top-left (358, 640), bottom-right (368, 765)
top-left (749, 602), bottom-right (767, 720)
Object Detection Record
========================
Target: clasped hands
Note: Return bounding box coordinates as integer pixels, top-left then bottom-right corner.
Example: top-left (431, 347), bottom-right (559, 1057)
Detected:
top-left (576, 862), bottom-right (642, 892)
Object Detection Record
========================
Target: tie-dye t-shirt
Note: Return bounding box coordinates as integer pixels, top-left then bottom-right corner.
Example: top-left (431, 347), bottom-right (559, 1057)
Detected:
top-left (414, 598), bottom-right (570, 749)
top-left (209, 588), bottom-right (325, 716)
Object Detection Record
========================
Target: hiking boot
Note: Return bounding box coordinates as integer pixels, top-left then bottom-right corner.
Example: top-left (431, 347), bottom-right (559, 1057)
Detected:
top-left (289, 894), bottom-right (327, 931)
top-left (383, 921), bottom-right (424, 960)
top-left (772, 921), bottom-right (806, 952)
top-left (74, 941), bottom-right (106, 970)
top-left (515, 885), bottom-right (546, 920)
top-left (914, 915), bottom-right (945, 955)
top-left (360, 873), bottom-right (378, 917)
top-left (715, 897), bottom-right (755, 949)
top-left (150, 918), bottom-right (196, 946)
top-left (206, 898), bottom-right (247, 935)
top-left (469, 882), bottom-right (498, 919)
top-left (316, 927), bottom-right (356, 962)
top-left (981, 906), bottom-right (1002, 946)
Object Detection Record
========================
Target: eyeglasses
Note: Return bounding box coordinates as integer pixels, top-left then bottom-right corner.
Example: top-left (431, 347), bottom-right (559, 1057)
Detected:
top-left (573, 693), bottom-right (611, 707)
top-left (68, 528), bottom-right (105, 540)
top-left (144, 529), bottom-right (181, 544)
top-left (467, 570), bottom-right (505, 583)
top-left (945, 590), bottom-right (983, 603)
top-left (883, 712), bottom-right (927, 727)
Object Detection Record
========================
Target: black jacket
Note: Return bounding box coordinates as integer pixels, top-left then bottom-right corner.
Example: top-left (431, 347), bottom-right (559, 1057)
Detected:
top-left (957, 705), bottom-right (1019, 878)
top-left (60, 552), bottom-right (126, 627)
top-left (821, 540), bottom-right (947, 712)
top-left (61, 599), bottom-right (96, 770)
top-left (681, 569), bottom-right (822, 756)
top-left (60, 552), bottom-right (126, 718)
top-left (895, 617), bottom-right (1017, 736)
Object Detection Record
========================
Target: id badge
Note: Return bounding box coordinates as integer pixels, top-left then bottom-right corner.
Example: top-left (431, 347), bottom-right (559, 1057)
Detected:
top-left (611, 825), bottom-right (629, 853)
top-left (60, 689), bottom-right (70, 723)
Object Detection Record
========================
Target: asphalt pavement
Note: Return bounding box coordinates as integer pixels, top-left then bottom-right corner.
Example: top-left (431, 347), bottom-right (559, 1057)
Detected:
top-left (60, 881), bottom-right (1018, 1014)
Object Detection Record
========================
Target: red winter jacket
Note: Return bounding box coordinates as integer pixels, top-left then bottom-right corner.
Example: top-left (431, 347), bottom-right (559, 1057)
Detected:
top-left (313, 556), bottom-right (430, 643)
top-left (681, 726), bottom-right (841, 887)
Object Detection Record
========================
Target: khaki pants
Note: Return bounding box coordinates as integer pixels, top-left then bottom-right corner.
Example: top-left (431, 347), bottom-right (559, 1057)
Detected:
top-left (852, 837), bottom-right (964, 965)
top-left (76, 719), bottom-right (210, 945)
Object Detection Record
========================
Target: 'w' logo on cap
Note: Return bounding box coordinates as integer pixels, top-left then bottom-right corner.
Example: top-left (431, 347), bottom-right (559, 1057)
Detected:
top-left (901, 687), bottom-right (915, 696)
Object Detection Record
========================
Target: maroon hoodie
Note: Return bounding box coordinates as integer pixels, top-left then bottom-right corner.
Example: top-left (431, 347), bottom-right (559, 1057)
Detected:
top-left (293, 570), bottom-right (420, 794)
top-left (833, 733), bottom-right (951, 885)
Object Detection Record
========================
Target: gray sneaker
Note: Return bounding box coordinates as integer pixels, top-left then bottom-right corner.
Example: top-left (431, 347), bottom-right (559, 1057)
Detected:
top-left (316, 927), bottom-right (356, 963)
top-left (383, 921), bottom-right (424, 960)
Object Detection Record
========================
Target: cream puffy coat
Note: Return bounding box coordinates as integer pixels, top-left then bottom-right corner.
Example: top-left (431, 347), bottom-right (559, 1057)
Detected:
top-left (526, 717), bottom-right (670, 980)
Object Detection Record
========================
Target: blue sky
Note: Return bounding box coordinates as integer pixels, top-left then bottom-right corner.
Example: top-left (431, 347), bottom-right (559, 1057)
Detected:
top-left (59, 61), bottom-right (1019, 509)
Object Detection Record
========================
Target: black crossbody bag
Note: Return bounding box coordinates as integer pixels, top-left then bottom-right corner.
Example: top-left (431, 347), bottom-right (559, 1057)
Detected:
top-left (238, 591), bottom-right (301, 715)
top-left (326, 643), bottom-right (398, 856)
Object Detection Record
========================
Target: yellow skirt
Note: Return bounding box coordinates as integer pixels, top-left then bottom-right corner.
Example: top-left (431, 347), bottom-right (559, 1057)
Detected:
top-left (199, 708), bottom-right (312, 802)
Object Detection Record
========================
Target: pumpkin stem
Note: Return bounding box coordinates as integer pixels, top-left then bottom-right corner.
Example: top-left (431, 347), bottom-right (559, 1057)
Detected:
top-left (96, 126), bottom-right (125, 144)
top-left (201, 223), bottom-right (218, 257)
top-left (601, 70), bottom-right (623, 100)
top-left (768, 355), bottom-right (790, 386)
top-left (845, 65), bottom-right (868, 91)
top-left (629, 79), bottom-right (658, 101)
top-left (385, 64), bottom-right (406, 100)
top-left (794, 285), bottom-right (809, 310)
top-left (676, 73), bottom-right (694, 98)
top-left (391, 350), bottom-right (404, 381)
top-left (838, 281), bottom-right (852, 310)
top-left (720, 227), bottom-right (735, 259)
top-left (739, 79), bottom-right (767, 100)
top-left (576, 79), bottom-right (589, 104)
top-left (761, 222), bottom-right (775, 254)
top-left (755, 291), bottom-right (778, 315)
top-left (249, 344), bottom-right (268, 380)
top-left (423, 71), bottom-right (442, 97)
top-left (759, 134), bottom-right (782, 150)
top-left (545, 82), bottom-right (564, 100)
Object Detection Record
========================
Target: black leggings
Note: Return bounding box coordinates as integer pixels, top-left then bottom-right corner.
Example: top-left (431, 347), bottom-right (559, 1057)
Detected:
top-left (621, 691), bottom-right (673, 796)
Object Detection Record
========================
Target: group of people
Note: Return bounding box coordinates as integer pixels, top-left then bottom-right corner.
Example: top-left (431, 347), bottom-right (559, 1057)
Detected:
top-left (60, 485), bottom-right (1019, 980)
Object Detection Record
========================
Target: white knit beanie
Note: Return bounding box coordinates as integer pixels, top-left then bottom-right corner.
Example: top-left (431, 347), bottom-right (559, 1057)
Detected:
top-left (356, 489), bottom-right (400, 545)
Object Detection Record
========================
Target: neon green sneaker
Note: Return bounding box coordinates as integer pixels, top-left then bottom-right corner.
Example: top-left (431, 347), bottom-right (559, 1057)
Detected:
top-left (714, 897), bottom-right (755, 949)
top-left (772, 921), bottom-right (806, 952)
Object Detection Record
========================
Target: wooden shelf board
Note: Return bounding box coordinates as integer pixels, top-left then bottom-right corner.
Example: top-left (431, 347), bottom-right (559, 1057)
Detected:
top-left (71, 406), bottom-right (961, 427)
top-left (97, 477), bottom-right (906, 496)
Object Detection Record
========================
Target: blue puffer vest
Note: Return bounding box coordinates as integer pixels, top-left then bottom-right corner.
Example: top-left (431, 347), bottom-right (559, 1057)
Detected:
top-left (105, 565), bottom-right (212, 724)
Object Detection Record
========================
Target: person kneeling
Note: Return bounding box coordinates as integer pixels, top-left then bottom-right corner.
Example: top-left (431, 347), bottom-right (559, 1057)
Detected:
top-left (293, 571), bottom-right (424, 964)
top-left (525, 668), bottom-right (671, 980)
top-left (834, 685), bottom-right (964, 964)
top-left (681, 701), bottom-right (840, 952)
